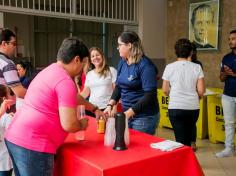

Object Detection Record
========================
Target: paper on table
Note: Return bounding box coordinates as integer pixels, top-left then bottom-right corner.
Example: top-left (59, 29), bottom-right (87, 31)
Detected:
top-left (150, 140), bottom-right (184, 151)
top-left (204, 88), bottom-right (222, 96)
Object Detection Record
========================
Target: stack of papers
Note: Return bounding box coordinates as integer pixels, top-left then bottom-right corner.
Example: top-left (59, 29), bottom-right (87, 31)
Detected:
top-left (204, 88), bottom-right (222, 96)
top-left (204, 89), bottom-right (215, 95)
top-left (150, 140), bottom-right (184, 151)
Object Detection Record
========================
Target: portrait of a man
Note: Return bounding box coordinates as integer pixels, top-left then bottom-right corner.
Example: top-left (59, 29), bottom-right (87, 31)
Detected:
top-left (189, 0), bottom-right (219, 50)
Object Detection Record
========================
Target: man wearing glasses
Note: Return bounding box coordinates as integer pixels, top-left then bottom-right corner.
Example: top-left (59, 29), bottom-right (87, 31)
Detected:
top-left (0, 28), bottom-right (26, 98)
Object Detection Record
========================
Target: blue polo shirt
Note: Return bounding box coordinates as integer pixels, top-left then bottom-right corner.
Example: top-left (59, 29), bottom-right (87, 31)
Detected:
top-left (116, 55), bottom-right (158, 118)
top-left (221, 52), bottom-right (236, 97)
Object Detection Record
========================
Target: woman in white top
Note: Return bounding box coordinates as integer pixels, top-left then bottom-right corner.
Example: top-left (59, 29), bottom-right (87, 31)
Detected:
top-left (81, 47), bottom-right (117, 117)
top-left (162, 38), bottom-right (205, 146)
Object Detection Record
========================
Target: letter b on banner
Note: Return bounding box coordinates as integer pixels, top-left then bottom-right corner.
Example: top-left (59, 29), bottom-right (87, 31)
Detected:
top-left (162, 96), bottom-right (169, 105)
top-left (215, 105), bottom-right (223, 116)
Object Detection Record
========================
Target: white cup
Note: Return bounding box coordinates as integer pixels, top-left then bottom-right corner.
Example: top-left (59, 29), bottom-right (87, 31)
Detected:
top-left (75, 131), bottom-right (85, 140)
top-left (77, 105), bottom-right (85, 119)
top-left (75, 105), bottom-right (86, 140)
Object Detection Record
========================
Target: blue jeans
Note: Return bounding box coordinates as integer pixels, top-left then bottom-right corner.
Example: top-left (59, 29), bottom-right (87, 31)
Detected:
top-left (221, 94), bottom-right (236, 149)
top-left (128, 113), bottom-right (160, 135)
top-left (5, 140), bottom-right (54, 176)
top-left (0, 169), bottom-right (13, 176)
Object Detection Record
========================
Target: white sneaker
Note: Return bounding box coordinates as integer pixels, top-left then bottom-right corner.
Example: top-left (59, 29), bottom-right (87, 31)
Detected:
top-left (215, 148), bottom-right (234, 158)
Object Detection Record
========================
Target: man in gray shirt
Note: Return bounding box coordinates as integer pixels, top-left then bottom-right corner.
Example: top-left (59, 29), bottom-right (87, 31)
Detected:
top-left (0, 28), bottom-right (26, 98)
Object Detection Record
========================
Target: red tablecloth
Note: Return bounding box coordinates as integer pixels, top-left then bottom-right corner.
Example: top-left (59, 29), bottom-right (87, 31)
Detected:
top-left (54, 117), bottom-right (204, 176)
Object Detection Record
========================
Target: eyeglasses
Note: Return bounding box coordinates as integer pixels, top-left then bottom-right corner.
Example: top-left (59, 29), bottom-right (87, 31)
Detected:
top-left (117, 43), bottom-right (127, 50)
top-left (6, 41), bottom-right (17, 46)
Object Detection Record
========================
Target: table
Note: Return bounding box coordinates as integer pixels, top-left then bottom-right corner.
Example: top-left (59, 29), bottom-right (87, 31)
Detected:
top-left (54, 117), bottom-right (204, 176)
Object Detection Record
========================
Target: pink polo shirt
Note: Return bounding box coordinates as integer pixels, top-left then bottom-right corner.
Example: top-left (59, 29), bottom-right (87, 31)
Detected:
top-left (5, 63), bottom-right (78, 154)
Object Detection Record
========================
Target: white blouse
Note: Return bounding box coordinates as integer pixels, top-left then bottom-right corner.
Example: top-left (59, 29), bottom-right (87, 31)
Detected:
top-left (85, 67), bottom-right (117, 109)
top-left (162, 61), bottom-right (204, 110)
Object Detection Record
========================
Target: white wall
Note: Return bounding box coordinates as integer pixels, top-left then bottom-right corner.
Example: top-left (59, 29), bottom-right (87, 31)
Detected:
top-left (0, 12), bottom-right (4, 28)
top-left (4, 13), bottom-right (34, 59)
top-left (107, 23), bottom-right (123, 68)
top-left (138, 0), bottom-right (166, 59)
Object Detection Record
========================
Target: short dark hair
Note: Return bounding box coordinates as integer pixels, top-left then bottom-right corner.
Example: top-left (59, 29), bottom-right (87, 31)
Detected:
top-left (191, 4), bottom-right (214, 26)
top-left (0, 84), bottom-right (14, 105)
top-left (57, 37), bottom-right (89, 64)
top-left (175, 38), bottom-right (193, 58)
top-left (0, 28), bottom-right (16, 43)
top-left (0, 84), bottom-right (15, 113)
top-left (0, 84), bottom-right (8, 105)
top-left (230, 30), bottom-right (236, 34)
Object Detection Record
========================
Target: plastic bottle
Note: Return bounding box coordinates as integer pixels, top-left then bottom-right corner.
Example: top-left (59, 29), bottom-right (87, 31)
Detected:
top-left (97, 117), bottom-right (105, 134)
top-left (104, 117), bottom-right (116, 146)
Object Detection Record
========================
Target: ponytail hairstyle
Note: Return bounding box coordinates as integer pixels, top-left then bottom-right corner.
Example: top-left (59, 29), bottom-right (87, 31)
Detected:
top-left (118, 31), bottom-right (144, 63)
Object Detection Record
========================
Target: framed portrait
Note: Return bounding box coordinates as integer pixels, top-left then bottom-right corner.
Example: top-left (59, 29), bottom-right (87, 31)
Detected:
top-left (189, 0), bottom-right (219, 50)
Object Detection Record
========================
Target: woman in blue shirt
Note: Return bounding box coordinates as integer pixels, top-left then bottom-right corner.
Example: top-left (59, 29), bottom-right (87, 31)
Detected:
top-left (104, 31), bottom-right (159, 135)
top-left (16, 61), bottom-right (35, 89)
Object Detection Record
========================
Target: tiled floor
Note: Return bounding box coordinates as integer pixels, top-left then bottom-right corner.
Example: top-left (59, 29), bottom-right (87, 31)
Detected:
top-left (156, 127), bottom-right (236, 176)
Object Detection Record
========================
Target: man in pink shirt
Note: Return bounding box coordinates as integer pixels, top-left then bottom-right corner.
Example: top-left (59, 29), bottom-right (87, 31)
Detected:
top-left (4, 37), bottom-right (104, 176)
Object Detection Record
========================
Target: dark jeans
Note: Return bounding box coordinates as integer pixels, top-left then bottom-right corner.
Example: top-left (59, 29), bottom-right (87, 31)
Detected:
top-left (5, 140), bottom-right (54, 176)
top-left (168, 109), bottom-right (199, 146)
top-left (191, 124), bottom-right (197, 143)
top-left (128, 113), bottom-right (160, 135)
top-left (0, 169), bottom-right (13, 176)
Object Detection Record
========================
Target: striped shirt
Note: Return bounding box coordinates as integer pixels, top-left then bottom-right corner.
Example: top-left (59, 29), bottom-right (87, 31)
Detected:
top-left (0, 52), bottom-right (20, 87)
